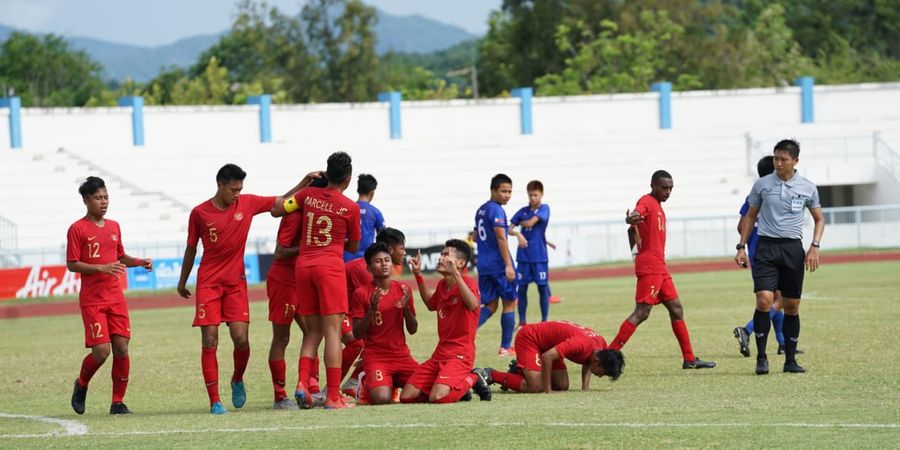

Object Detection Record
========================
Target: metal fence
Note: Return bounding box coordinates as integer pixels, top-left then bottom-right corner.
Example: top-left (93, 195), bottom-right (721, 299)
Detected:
top-left (2, 204), bottom-right (899, 269)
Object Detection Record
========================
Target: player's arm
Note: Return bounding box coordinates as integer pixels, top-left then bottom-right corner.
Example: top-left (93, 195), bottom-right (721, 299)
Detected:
top-left (581, 362), bottom-right (592, 391)
top-left (547, 240), bottom-right (556, 250)
top-left (66, 260), bottom-right (126, 276)
top-left (409, 250), bottom-right (436, 310)
top-left (352, 289), bottom-right (381, 340)
top-left (806, 206), bottom-right (825, 272)
top-left (176, 245), bottom-right (197, 299)
top-left (508, 225), bottom-right (527, 248)
top-left (344, 239), bottom-right (360, 254)
top-left (444, 257), bottom-right (479, 311)
top-left (518, 215), bottom-right (541, 228)
top-left (734, 206), bottom-right (759, 268)
top-left (539, 348), bottom-right (563, 394)
top-left (271, 171), bottom-right (323, 217)
top-left (273, 244), bottom-right (298, 260)
top-left (625, 207), bottom-right (646, 225)
top-left (494, 226), bottom-right (515, 281)
top-left (400, 284), bottom-right (418, 335)
top-left (119, 253), bottom-right (153, 271)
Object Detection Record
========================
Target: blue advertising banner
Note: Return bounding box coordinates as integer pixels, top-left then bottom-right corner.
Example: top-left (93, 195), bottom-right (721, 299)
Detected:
top-left (125, 255), bottom-right (260, 291)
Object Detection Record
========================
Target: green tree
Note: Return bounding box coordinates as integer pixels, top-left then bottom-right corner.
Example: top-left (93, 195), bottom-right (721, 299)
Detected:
top-left (170, 56), bottom-right (231, 105)
top-left (0, 32), bottom-right (104, 106)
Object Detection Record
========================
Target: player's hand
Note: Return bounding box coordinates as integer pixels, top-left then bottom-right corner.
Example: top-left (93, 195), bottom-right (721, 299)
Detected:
top-left (805, 247), bottom-right (819, 272)
top-left (625, 209), bottom-right (644, 225)
top-left (517, 235), bottom-right (528, 248)
top-left (141, 257), bottom-right (153, 271)
top-left (399, 284), bottom-right (412, 309)
top-left (408, 250), bottom-right (422, 275)
top-left (369, 288), bottom-right (382, 312)
top-left (547, 241), bottom-right (557, 250)
top-left (442, 255), bottom-right (460, 276)
top-left (505, 264), bottom-right (516, 282)
top-left (734, 248), bottom-right (748, 269)
top-left (101, 262), bottom-right (126, 276)
top-left (177, 284), bottom-right (192, 299)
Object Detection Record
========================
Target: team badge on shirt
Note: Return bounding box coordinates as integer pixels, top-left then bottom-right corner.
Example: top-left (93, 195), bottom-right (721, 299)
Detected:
top-left (111, 234), bottom-right (118, 242)
top-left (234, 212), bottom-right (244, 221)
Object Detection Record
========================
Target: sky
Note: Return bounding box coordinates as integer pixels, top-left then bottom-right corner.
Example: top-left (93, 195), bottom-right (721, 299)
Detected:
top-left (0, 0), bottom-right (501, 47)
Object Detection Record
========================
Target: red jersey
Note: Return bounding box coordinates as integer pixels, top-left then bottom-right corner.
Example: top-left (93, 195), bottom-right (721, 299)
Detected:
top-left (268, 213), bottom-right (301, 285)
top-left (290, 187), bottom-right (361, 267)
top-left (523, 321), bottom-right (607, 365)
top-left (345, 257), bottom-right (372, 295)
top-left (66, 217), bottom-right (126, 306)
top-left (633, 194), bottom-right (667, 275)
top-left (428, 275), bottom-right (479, 361)
top-left (349, 281), bottom-right (416, 357)
top-left (187, 194), bottom-right (275, 288)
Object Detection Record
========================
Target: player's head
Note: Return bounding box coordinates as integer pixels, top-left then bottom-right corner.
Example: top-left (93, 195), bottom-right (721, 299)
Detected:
top-left (490, 173), bottom-right (513, 205)
top-left (590, 349), bottom-right (625, 381)
top-left (438, 238), bottom-right (471, 274)
top-left (326, 151), bottom-right (353, 191)
top-left (773, 139), bottom-right (800, 179)
top-left (215, 163), bottom-right (246, 205)
top-left (526, 180), bottom-right (544, 207)
top-left (357, 173), bottom-right (377, 199)
top-left (757, 155), bottom-right (775, 178)
top-left (364, 242), bottom-right (393, 280)
top-left (375, 227), bottom-right (406, 265)
top-left (650, 170), bottom-right (673, 203)
top-left (79, 176), bottom-right (108, 218)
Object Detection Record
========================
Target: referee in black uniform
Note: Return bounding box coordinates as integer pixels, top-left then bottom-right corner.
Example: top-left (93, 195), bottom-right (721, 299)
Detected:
top-left (734, 139), bottom-right (825, 375)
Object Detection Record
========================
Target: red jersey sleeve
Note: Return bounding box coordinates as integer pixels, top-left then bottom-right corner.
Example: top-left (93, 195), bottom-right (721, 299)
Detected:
top-left (555, 335), bottom-right (590, 362)
top-left (634, 197), bottom-right (650, 217)
top-left (347, 203), bottom-right (361, 241)
top-left (248, 194), bottom-right (276, 216)
top-left (115, 222), bottom-right (125, 259)
top-left (349, 286), bottom-right (368, 319)
top-left (276, 213), bottom-right (301, 248)
top-left (186, 208), bottom-right (200, 247)
top-left (66, 223), bottom-right (81, 263)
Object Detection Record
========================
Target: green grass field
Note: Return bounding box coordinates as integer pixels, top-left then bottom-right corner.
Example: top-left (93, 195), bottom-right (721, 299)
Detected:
top-left (1, 260), bottom-right (899, 448)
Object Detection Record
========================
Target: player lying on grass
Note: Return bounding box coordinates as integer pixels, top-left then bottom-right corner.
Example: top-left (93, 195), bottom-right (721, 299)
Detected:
top-left (401, 239), bottom-right (492, 403)
top-left (474, 321), bottom-right (623, 394)
top-left (350, 242), bottom-right (419, 405)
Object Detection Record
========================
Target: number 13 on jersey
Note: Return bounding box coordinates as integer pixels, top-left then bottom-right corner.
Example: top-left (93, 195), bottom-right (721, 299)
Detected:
top-left (305, 212), bottom-right (333, 246)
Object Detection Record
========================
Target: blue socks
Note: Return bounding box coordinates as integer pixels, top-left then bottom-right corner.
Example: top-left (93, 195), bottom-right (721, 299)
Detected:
top-left (500, 311), bottom-right (515, 349)
top-left (517, 285), bottom-right (529, 323)
top-left (537, 285), bottom-right (550, 322)
top-left (478, 306), bottom-right (494, 328)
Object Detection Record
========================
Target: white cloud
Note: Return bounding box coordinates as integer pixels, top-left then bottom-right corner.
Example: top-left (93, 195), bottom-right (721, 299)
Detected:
top-left (0, 0), bottom-right (56, 30)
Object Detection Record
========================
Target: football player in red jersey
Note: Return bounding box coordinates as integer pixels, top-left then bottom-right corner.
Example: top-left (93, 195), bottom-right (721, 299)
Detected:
top-left (67, 176), bottom-right (153, 415)
top-left (475, 321), bottom-right (623, 393)
top-left (349, 242), bottom-right (418, 405)
top-left (400, 239), bottom-right (492, 404)
top-left (609, 170), bottom-right (716, 370)
top-left (177, 164), bottom-right (311, 414)
top-left (279, 152), bottom-right (361, 409)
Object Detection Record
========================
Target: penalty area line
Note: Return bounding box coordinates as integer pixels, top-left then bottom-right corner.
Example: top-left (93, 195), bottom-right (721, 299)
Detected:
top-left (0, 412), bottom-right (88, 438)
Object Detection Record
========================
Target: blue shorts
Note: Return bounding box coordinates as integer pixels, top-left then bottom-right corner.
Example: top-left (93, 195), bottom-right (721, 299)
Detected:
top-left (478, 273), bottom-right (517, 304)
top-left (516, 262), bottom-right (549, 287)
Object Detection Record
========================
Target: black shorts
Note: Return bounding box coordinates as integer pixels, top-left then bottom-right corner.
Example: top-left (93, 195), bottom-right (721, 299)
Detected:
top-left (752, 237), bottom-right (805, 299)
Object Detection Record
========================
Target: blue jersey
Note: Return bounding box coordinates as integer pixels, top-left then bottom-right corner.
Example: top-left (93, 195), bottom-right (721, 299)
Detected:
top-left (740, 198), bottom-right (759, 262)
top-left (475, 200), bottom-right (511, 275)
top-left (511, 204), bottom-right (550, 263)
top-left (344, 201), bottom-right (385, 261)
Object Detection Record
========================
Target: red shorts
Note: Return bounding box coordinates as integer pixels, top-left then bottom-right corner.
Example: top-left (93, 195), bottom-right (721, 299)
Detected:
top-left (267, 275), bottom-right (299, 325)
top-left (363, 353), bottom-right (419, 389)
top-left (514, 330), bottom-right (567, 372)
top-left (296, 262), bottom-right (347, 316)
top-left (193, 283), bottom-right (249, 326)
top-left (635, 273), bottom-right (678, 305)
top-left (80, 302), bottom-right (130, 348)
top-left (407, 357), bottom-right (473, 394)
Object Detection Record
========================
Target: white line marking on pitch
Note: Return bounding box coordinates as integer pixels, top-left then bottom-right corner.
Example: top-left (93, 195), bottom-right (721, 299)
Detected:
top-left (0, 413), bottom-right (88, 438)
top-left (4, 421), bottom-right (897, 439)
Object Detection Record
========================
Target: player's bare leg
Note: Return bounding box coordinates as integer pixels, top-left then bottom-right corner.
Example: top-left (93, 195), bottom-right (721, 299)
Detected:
top-left (399, 384), bottom-right (427, 403)
top-left (226, 321), bottom-right (250, 408)
top-left (662, 299), bottom-right (715, 369)
top-left (321, 313), bottom-right (354, 409)
top-left (109, 335), bottom-right (132, 414)
top-left (368, 386), bottom-right (393, 405)
top-left (200, 325), bottom-right (227, 414)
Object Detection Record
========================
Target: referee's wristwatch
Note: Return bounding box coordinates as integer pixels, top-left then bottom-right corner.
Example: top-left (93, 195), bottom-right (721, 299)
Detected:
top-left (811, 240), bottom-right (820, 248)
top-left (735, 243), bottom-right (745, 250)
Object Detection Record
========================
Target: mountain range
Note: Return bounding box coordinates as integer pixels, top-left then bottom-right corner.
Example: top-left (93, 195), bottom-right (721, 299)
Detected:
top-left (0, 9), bottom-right (476, 82)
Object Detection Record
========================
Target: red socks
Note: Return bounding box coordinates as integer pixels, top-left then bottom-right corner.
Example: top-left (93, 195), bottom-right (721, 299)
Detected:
top-left (611, 320), bottom-right (638, 350)
top-left (309, 356), bottom-right (321, 393)
top-left (201, 347), bottom-right (220, 405)
top-left (78, 353), bottom-right (103, 387)
top-left (269, 359), bottom-right (287, 401)
top-left (298, 356), bottom-right (314, 388)
top-left (491, 371), bottom-right (524, 392)
top-left (325, 367), bottom-right (342, 402)
top-left (232, 347), bottom-right (250, 382)
top-left (111, 356), bottom-right (130, 403)
top-left (671, 320), bottom-right (696, 362)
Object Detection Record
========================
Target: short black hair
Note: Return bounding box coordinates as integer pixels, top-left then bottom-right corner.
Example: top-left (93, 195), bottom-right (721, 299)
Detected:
top-left (757, 155), bottom-right (775, 177)
top-left (526, 180), bottom-right (544, 192)
top-left (490, 173), bottom-right (512, 190)
top-left (651, 170), bottom-right (672, 184)
top-left (357, 174), bottom-right (377, 195)
top-left (445, 238), bottom-right (471, 266)
top-left (774, 139), bottom-right (801, 159)
top-left (376, 227), bottom-right (406, 247)
top-left (597, 349), bottom-right (625, 382)
top-left (78, 176), bottom-right (106, 197)
top-left (326, 151), bottom-right (353, 183)
top-left (364, 242), bottom-right (391, 265)
top-left (216, 163), bottom-right (246, 184)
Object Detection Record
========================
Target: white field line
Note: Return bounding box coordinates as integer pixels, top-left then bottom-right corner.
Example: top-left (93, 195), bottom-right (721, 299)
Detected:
top-left (1, 418), bottom-right (898, 439)
top-left (0, 413), bottom-right (88, 438)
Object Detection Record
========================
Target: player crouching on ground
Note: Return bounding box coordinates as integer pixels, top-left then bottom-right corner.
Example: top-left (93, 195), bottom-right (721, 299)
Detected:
top-left (350, 242), bottom-right (419, 405)
top-left (475, 321), bottom-right (623, 394)
top-left (401, 239), bottom-right (492, 403)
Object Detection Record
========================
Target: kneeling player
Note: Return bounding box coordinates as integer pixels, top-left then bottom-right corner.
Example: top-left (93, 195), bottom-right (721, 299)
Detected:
top-left (401, 240), bottom-right (491, 403)
top-left (350, 243), bottom-right (418, 405)
top-left (476, 321), bottom-right (624, 393)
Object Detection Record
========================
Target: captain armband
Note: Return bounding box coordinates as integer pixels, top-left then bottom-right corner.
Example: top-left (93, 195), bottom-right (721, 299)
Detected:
top-left (283, 196), bottom-right (300, 213)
